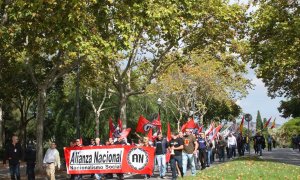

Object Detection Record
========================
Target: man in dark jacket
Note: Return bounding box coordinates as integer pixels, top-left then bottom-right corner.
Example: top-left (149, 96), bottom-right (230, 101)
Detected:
top-left (24, 142), bottom-right (36, 180)
top-left (254, 132), bottom-right (264, 156)
top-left (3, 135), bottom-right (23, 180)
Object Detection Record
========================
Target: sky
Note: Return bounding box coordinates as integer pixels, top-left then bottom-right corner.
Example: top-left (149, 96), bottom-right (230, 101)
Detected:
top-left (236, 67), bottom-right (289, 125)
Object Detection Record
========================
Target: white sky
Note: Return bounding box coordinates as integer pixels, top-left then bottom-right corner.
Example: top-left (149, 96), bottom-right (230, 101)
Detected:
top-left (237, 67), bottom-right (289, 125)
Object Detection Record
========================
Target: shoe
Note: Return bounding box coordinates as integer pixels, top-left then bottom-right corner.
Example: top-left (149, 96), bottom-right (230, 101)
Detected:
top-left (160, 176), bottom-right (165, 179)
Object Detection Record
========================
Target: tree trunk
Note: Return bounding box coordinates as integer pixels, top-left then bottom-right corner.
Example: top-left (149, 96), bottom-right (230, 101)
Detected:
top-left (0, 104), bottom-right (3, 148)
top-left (35, 87), bottom-right (47, 173)
top-left (119, 93), bottom-right (127, 129)
top-left (95, 113), bottom-right (100, 138)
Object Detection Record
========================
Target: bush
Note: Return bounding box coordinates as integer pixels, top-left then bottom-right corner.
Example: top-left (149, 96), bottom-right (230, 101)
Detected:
top-left (272, 117), bottom-right (300, 147)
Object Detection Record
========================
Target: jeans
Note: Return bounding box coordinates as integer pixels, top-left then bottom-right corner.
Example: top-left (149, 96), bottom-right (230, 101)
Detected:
top-left (9, 163), bottom-right (20, 180)
top-left (229, 145), bottom-right (236, 158)
top-left (26, 163), bottom-right (35, 180)
top-left (258, 144), bottom-right (262, 156)
top-left (219, 148), bottom-right (225, 162)
top-left (206, 150), bottom-right (211, 166)
top-left (182, 152), bottom-right (196, 176)
top-left (156, 154), bottom-right (166, 177)
top-left (170, 155), bottom-right (183, 179)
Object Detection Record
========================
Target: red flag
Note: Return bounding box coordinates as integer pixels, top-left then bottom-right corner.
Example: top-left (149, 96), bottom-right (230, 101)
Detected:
top-left (263, 117), bottom-right (272, 129)
top-left (152, 114), bottom-right (162, 132)
top-left (136, 115), bottom-right (150, 133)
top-left (109, 117), bottom-right (115, 138)
top-left (181, 118), bottom-right (196, 132)
top-left (147, 128), bottom-right (153, 141)
top-left (120, 128), bottom-right (131, 138)
top-left (270, 118), bottom-right (276, 129)
top-left (118, 118), bottom-right (123, 131)
top-left (198, 125), bottom-right (203, 133)
top-left (209, 124), bottom-right (222, 141)
top-left (205, 122), bottom-right (215, 135)
top-left (167, 122), bottom-right (171, 142)
top-left (239, 116), bottom-right (244, 135)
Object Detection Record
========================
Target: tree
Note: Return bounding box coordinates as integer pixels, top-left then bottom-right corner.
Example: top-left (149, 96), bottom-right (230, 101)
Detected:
top-left (256, 110), bottom-right (263, 132)
top-left (147, 51), bottom-right (249, 128)
top-left (248, 0), bottom-right (300, 98)
top-left (278, 98), bottom-right (300, 118)
top-left (1, 1), bottom-right (105, 171)
top-left (97, 0), bottom-right (249, 127)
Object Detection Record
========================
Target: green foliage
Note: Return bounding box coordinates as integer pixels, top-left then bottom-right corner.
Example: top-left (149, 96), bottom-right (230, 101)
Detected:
top-left (256, 110), bottom-right (263, 131)
top-left (270, 117), bottom-right (300, 147)
top-left (248, 0), bottom-right (300, 98)
top-left (205, 99), bottom-right (242, 122)
top-left (278, 98), bottom-right (300, 118)
top-left (282, 117), bottom-right (300, 134)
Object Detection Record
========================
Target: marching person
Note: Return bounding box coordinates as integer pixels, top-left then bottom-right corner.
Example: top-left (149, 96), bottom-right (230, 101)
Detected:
top-left (197, 132), bottom-right (207, 170)
top-left (3, 135), bottom-right (23, 180)
top-left (254, 132), bottom-right (264, 156)
top-left (143, 137), bottom-right (152, 179)
top-left (94, 138), bottom-right (105, 180)
top-left (267, 135), bottom-right (272, 151)
top-left (72, 139), bottom-right (83, 180)
top-left (154, 133), bottom-right (168, 179)
top-left (216, 136), bottom-right (226, 162)
top-left (182, 129), bottom-right (198, 176)
top-left (24, 141), bottom-right (36, 180)
top-left (227, 133), bottom-right (237, 159)
top-left (169, 132), bottom-right (184, 180)
top-left (114, 136), bottom-right (126, 180)
top-left (43, 142), bottom-right (61, 180)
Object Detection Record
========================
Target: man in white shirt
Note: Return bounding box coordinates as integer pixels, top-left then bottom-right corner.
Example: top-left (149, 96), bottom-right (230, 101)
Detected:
top-left (43, 142), bottom-right (60, 180)
top-left (227, 133), bottom-right (237, 159)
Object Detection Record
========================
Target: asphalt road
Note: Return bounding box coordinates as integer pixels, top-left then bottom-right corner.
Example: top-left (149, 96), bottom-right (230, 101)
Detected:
top-left (1, 148), bottom-right (299, 179)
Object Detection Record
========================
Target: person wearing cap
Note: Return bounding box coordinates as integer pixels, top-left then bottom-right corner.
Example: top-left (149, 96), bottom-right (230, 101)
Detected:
top-left (43, 142), bottom-right (61, 180)
top-left (182, 129), bottom-right (198, 176)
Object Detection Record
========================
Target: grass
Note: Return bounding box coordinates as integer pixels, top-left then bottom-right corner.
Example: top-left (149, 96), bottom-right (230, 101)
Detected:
top-left (185, 156), bottom-right (300, 180)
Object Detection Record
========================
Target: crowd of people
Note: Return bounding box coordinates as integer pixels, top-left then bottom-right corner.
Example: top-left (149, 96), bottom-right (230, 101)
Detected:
top-left (3, 131), bottom-right (300, 180)
top-left (66, 129), bottom-right (268, 180)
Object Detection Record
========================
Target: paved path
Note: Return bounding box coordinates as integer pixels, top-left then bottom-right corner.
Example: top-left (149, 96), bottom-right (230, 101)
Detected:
top-left (1, 148), bottom-right (299, 179)
top-left (259, 148), bottom-right (300, 166)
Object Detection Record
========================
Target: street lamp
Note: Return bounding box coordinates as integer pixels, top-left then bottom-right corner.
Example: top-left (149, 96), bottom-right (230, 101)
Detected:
top-left (75, 62), bottom-right (81, 139)
top-left (244, 113), bottom-right (252, 154)
top-left (157, 98), bottom-right (162, 114)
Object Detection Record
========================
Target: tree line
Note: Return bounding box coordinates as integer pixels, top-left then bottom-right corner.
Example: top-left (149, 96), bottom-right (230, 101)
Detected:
top-left (0, 0), bottom-right (299, 172)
